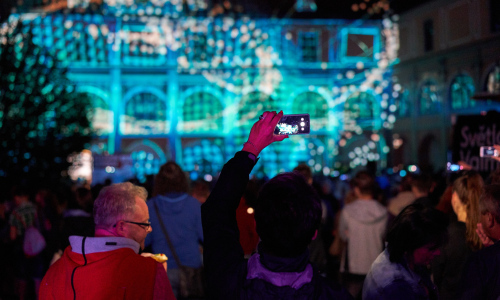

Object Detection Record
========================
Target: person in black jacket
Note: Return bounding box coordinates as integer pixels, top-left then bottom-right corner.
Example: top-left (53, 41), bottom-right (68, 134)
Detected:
top-left (201, 111), bottom-right (352, 300)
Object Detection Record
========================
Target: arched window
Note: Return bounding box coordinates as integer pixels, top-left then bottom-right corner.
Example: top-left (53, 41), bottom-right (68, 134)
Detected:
top-left (450, 74), bottom-right (476, 110)
top-left (344, 92), bottom-right (375, 120)
top-left (292, 92), bottom-right (328, 131)
top-left (126, 140), bottom-right (167, 183)
top-left (182, 92), bottom-right (223, 133)
top-left (92, 97), bottom-right (113, 136)
top-left (123, 92), bottom-right (166, 135)
top-left (419, 80), bottom-right (441, 115)
top-left (395, 87), bottom-right (411, 117)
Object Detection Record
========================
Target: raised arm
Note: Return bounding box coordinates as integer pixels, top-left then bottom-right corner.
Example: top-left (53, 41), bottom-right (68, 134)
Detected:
top-left (201, 111), bottom-right (287, 299)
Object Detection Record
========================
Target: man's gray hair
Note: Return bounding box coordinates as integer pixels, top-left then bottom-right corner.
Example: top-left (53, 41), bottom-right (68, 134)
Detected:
top-left (93, 182), bottom-right (148, 228)
top-left (479, 184), bottom-right (500, 223)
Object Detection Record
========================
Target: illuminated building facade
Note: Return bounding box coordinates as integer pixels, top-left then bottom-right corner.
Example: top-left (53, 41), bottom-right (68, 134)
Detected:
top-left (392, 0), bottom-right (500, 173)
top-left (13, 0), bottom-right (400, 183)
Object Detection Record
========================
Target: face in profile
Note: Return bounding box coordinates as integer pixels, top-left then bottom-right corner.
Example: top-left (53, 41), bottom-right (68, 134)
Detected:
top-left (124, 197), bottom-right (152, 250)
top-left (411, 243), bottom-right (441, 266)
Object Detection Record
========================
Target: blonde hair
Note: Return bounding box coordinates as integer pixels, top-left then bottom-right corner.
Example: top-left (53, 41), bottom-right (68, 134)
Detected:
top-left (453, 172), bottom-right (484, 250)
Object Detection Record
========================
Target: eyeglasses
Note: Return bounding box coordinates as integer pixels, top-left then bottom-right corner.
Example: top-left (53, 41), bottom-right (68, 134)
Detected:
top-left (114, 220), bottom-right (151, 230)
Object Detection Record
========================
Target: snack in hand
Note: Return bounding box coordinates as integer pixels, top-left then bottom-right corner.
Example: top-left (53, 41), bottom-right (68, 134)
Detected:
top-left (151, 253), bottom-right (168, 263)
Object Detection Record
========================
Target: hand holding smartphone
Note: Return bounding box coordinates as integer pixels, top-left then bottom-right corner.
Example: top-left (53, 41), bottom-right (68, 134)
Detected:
top-left (274, 114), bottom-right (310, 135)
top-left (480, 146), bottom-right (499, 158)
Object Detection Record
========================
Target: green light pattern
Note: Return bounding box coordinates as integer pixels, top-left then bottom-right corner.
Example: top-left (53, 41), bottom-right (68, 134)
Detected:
top-left (299, 32), bottom-right (319, 62)
top-left (124, 92), bottom-right (166, 135)
top-left (345, 92), bottom-right (375, 120)
top-left (182, 92), bottom-right (223, 132)
top-left (29, 15), bottom-right (109, 66)
top-left (292, 91), bottom-right (328, 131)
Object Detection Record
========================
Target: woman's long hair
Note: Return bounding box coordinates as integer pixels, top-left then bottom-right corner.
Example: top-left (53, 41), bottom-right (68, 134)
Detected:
top-left (152, 162), bottom-right (189, 197)
top-left (453, 172), bottom-right (484, 250)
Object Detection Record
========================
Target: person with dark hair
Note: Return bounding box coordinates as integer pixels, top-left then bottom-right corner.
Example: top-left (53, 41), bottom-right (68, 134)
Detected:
top-left (431, 172), bottom-right (483, 300)
top-left (363, 203), bottom-right (448, 300)
top-left (145, 161), bottom-right (204, 298)
top-left (190, 179), bottom-right (211, 204)
top-left (59, 187), bottom-right (95, 251)
top-left (201, 111), bottom-right (352, 299)
top-left (458, 184), bottom-right (500, 300)
top-left (294, 163), bottom-right (314, 185)
top-left (40, 182), bottom-right (175, 299)
top-left (338, 170), bottom-right (388, 299)
top-left (387, 174), bottom-right (415, 218)
top-left (411, 174), bottom-right (434, 207)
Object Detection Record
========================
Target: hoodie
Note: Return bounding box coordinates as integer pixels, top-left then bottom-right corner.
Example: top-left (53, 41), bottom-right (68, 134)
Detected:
top-left (145, 193), bottom-right (203, 269)
top-left (339, 199), bottom-right (388, 275)
top-left (39, 236), bottom-right (175, 300)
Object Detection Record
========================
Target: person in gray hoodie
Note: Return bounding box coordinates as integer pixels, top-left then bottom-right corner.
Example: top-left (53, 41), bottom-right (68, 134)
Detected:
top-left (338, 171), bottom-right (388, 299)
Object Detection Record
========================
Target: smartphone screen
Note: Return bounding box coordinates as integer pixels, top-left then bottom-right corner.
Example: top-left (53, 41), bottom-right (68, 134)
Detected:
top-left (274, 114), bottom-right (310, 135)
top-left (480, 146), bottom-right (499, 157)
top-left (446, 162), bottom-right (462, 172)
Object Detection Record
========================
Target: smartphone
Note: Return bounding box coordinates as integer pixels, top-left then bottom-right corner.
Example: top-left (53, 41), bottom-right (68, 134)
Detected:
top-left (274, 114), bottom-right (310, 135)
top-left (446, 162), bottom-right (462, 172)
top-left (480, 146), bottom-right (499, 157)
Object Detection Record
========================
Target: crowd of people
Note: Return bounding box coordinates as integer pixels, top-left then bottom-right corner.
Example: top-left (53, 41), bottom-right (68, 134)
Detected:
top-left (1, 110), bottom-right (500, 299)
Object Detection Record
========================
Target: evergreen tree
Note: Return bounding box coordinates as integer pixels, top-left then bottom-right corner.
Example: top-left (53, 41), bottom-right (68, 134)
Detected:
top-left (0, 19), bottom-right (94, 188)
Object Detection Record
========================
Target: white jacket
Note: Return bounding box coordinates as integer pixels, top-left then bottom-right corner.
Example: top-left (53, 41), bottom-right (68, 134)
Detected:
top-left (339, 199), bottom-right (388, 275)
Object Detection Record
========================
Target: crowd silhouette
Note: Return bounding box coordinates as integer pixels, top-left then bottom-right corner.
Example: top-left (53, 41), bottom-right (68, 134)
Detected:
top-left (2, 115), bottom-right (500, 299)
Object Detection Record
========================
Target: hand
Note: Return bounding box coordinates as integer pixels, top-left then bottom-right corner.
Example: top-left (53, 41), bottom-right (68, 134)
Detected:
top-left (476, 223), bottom-right (494, 247)
top-left (242, 111), bottom-right (288, 156)
top-left (457, 161), bottom-right (472, 171)
top-left (492, 145), bottom-right (500, 162)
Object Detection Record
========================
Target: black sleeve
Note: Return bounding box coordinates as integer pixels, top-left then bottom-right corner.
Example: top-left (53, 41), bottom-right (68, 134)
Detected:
top-left (457, 252), bottom-right (486, 300)
top-left (201, 151), bottom-right (257, 299)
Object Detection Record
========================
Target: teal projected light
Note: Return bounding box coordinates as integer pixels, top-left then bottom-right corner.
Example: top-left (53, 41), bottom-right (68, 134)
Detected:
top-left (124, 92), bottom-right (167, 135)
top-left (30, 15), bottom-right (109, 66)
top-left (236, 91), bottom-right (278, 144)
top-left (450, 74), bottom-right (476, 110)
top-left (292, 92), bottom-right (328, 131)
top-left (345, 92), bottom-right (375, 120)
top-left (182, 139), bottom-right (224, 175)
top-left (393, 84), bottom-right (411, 117)
top-left (299, 31), bottom-right (319, 62)
top-left (6, 6), bottom-right (406, 179)
top-left (182, 92), bottom-right (223, 133)
top-left (339, 27), bottom-right (380, 64)
top-left (418, 79), bottom-right (441, 115)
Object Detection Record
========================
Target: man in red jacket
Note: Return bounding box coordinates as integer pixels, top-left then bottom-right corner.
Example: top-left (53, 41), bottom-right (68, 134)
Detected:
top-left (40, 182), bottom-right (176, 300)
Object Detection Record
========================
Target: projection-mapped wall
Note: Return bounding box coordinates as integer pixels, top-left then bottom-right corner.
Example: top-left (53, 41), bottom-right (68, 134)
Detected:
top-left (12, 0), bottom-right (401, 183)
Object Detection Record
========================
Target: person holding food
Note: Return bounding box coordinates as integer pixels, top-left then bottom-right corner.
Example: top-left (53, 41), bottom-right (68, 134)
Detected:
top-left (39, 182), bottom-right (176, 300)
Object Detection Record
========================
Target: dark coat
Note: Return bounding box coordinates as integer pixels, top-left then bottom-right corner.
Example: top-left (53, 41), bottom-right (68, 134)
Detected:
top-left (458, 240), bottom-right (500, 299)
top-left (201, 151), bottom-right (352, 300)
